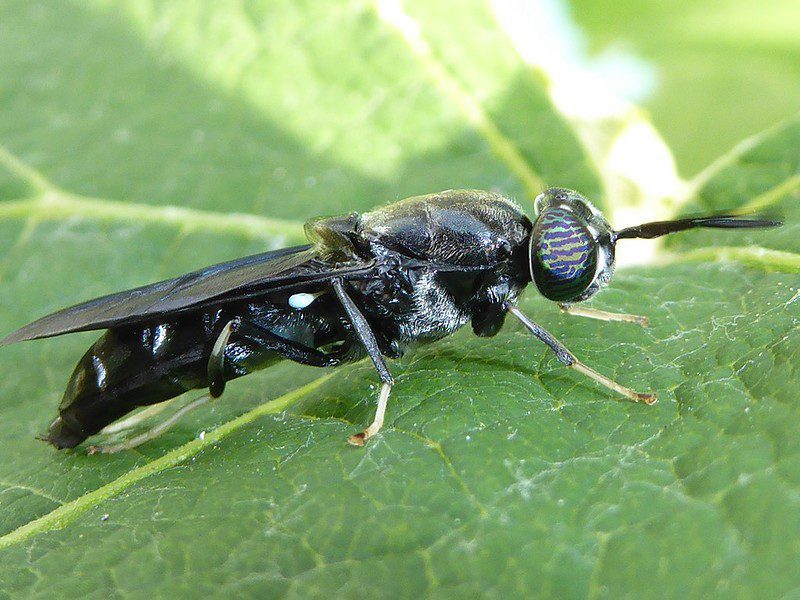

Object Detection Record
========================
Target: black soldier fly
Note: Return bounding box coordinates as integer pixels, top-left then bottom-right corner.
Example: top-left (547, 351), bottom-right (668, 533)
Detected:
top-left (0, 188), bottom-right (781, 452)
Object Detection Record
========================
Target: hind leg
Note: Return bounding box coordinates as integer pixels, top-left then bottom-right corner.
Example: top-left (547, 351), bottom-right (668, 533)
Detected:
top-left (207, 318), bottom-right (350, 399)
top-left (87, 393), bottom-right (212, 454)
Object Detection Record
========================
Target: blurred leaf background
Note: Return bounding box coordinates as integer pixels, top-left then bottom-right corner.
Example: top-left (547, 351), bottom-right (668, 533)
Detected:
top-left (0, 0), bottom-right (797, 598)
top-left (569, 0), bottom-right (800, 175)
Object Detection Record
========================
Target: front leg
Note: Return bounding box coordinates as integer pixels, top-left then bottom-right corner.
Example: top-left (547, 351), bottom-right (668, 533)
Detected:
top-left (559, 302), bottom-right (649, 327)
top-left (332, 279), bottom-right (394, 446)
top-left (508, 304), bottom-right (656, 404)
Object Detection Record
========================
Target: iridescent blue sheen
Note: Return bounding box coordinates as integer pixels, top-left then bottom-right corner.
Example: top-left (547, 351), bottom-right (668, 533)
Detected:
top-left (530, 207), bottom-right (597, 301)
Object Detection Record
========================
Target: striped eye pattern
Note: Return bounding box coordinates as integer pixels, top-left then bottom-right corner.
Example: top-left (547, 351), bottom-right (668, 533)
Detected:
top-left (530, 206), bottom-right (598, 301)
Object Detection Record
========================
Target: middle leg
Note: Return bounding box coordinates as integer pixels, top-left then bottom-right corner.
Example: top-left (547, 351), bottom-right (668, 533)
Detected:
top-left (332, 279), bottom-right (395, 446)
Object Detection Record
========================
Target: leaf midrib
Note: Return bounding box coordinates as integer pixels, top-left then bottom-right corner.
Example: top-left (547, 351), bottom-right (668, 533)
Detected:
top-left (0, 371), bottom-right (494, 549)
top-left (0, 142), bottom-right (304, 242)
top-left (0, 375), bottom-right (333, 550)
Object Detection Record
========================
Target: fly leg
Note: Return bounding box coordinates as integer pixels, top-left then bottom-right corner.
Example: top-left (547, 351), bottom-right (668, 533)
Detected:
top-left (207, 318), bottom-right (238, 398)
top-left (207, 316), bottom-right (354, 397)
top-left (507, 304), bottom-right (656, 404)
top-left (99, 401), bottom-right (177, 436)
top-left (87, 394), bottom-right (212, 454)
top-left (559, 302), bottom-right (649, 327)
top-left (332, 279), bottom-right (394, 446)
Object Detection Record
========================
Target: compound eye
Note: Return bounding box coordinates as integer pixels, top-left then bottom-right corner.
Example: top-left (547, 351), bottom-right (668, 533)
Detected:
top-left (530, 205), bottom-right (598, 301)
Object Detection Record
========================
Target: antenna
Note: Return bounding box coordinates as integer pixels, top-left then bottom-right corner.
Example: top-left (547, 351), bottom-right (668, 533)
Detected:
top-left (614, 214), bottom-right (782, 241)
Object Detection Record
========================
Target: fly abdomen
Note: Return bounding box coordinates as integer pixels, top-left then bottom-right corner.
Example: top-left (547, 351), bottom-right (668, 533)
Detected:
top-left (46, 323), bottom-right (214, 449)
top-left (45, 298), bottom-right (343, 449)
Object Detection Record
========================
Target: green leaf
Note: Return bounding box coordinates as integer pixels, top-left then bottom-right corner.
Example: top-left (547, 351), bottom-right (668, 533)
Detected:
top-left (0, 0), bottom-right (600, 218)
top-left (659, 115), bottom-right (800, 277)
top-left (0, 2), bottom-right (798, 598)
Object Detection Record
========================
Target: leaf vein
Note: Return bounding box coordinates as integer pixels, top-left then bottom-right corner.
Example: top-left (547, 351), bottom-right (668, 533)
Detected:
top-left (0, 143), bottom-right (51, 193)
top-left (738, 173), bottom-right (800, 213)
top-left (371, 0), bottom-right (545, 201)
top-left (0, 481), bottom-right (63, 506)
top-left (0, 193), bottom-right (305, 244)
top-left (661, 246), bottom-right (800, 273)
top-left (0, 142), bottom-right (305, 242)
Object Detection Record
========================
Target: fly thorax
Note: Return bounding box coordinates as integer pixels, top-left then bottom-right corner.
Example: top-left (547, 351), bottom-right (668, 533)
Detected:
top-left (400, 269), bottom-right (469, 342)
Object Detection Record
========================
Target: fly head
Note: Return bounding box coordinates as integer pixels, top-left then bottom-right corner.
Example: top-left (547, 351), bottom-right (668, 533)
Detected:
top-left (529, 188), bottom-right (615, 302)
top-left (528, 187), bottom-right (782, 304)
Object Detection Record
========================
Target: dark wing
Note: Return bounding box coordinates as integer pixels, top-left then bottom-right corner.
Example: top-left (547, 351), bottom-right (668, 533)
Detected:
top-left (2, 244), bottom-right (376, 345)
